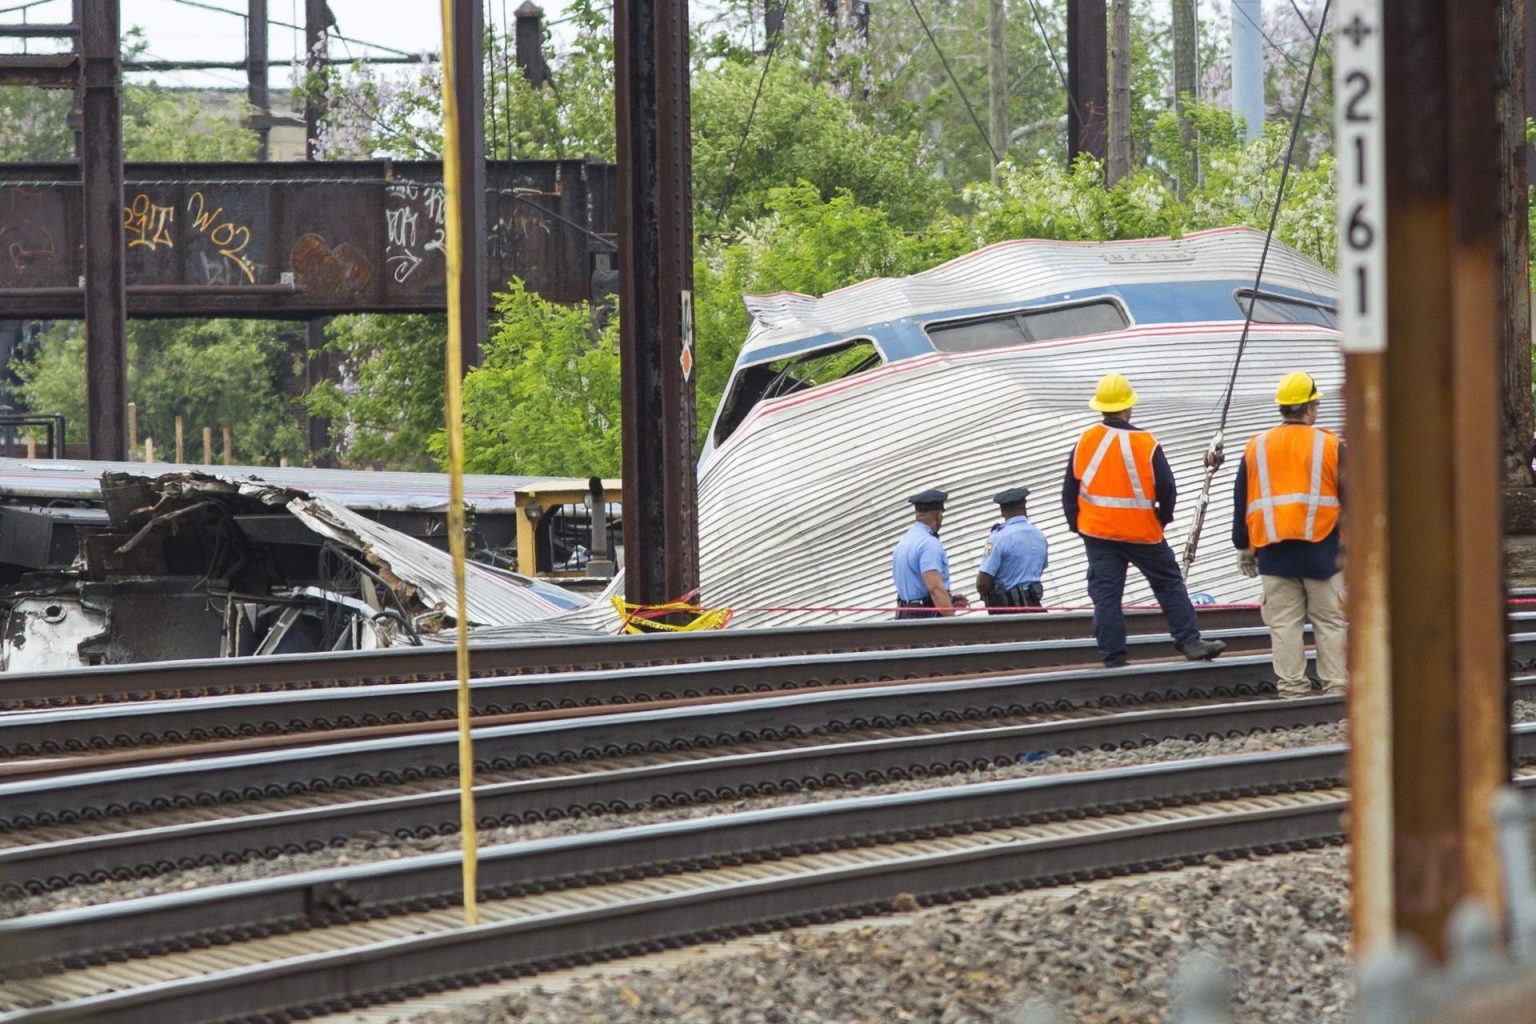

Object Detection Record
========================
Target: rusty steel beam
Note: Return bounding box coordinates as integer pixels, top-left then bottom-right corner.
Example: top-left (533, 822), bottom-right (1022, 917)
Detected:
top-left (248, 0), bottom-right (270, 161)
top-left (0, 54), bottom-right (79, 88)
top-left (81, 0), bottom-right (126, 461)
top-left (0, 160), bottom-right (616, 316)
top-left (1501, 0), bottom-right (1535, 487)
top-left (0, 23), bottom-right (80, 38)
top-left (1369, 0), bottom-right (1511, 957)
top-left (1065, 0), bottom-right (1108, 163)
top-left (304, 0), bottom-right (330, 159)
top-left (615, 0), bottom-right (701, 605)
top-left (450, 0), bottom-right (487, 368)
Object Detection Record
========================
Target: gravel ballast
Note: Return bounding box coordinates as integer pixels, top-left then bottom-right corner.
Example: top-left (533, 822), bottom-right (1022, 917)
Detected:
top-left (391, 847), bottom-right (1351, 1024)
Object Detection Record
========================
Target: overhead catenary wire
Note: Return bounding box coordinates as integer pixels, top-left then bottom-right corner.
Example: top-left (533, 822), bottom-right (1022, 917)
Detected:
top-left (1178, 0), bottom-right (1331, 579)
top-left (711, 0), bottom-right (790, 231)
top-left (906, 0), bottom-right (1001, 165)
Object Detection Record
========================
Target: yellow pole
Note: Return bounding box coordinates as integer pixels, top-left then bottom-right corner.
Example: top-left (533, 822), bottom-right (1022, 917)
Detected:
top-left (439, 0), bottom-right (480, 927)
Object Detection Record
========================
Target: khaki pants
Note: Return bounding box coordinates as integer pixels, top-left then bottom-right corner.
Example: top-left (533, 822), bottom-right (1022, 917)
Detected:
top-left (1260, 572), bottom-right (1348, 689)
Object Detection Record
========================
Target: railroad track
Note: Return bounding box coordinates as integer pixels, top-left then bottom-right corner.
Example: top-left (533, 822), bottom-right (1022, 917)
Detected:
top-left (0, 743), bottom-right (1361, 1024)
top-left (0, 650), bottom-right (1339, 828)
top-left (0, 623), bottom-right (1294, 758)
top-left (11, 731), bottom-right (1536, 1024)
top-left (0, 691), bottom-right (1356, 896)
top-left (0, 605), bottom-right (1270, 710)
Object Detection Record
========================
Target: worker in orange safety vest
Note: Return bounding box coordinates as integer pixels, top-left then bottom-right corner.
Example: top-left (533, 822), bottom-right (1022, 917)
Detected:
top-left (1062, 372), bottom-right (1228, 668)
top-left (1232, 371), bottom-right (1347, 698)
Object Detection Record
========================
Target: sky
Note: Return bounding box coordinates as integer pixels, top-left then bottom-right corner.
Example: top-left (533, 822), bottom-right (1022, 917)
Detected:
top-left (0, 0), bottom-right (1246, 92)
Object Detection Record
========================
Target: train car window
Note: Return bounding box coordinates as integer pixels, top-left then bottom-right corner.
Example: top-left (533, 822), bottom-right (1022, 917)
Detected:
top-left (713, 338), bottom-right (882, 446)
top-left (1236, 290), bottom-right (1338, 328)
top-left (926, 300), bottom-right (1128, 352)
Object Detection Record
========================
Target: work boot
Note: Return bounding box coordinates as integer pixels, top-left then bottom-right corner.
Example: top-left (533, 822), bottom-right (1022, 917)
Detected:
top-left (1275, 678), bottom-right (1313, 699)
top-left (1320, 680), bottom-right (1346, 697)
top-left (1104, 657), bottom-right (1130, 669)
top-left (1178, 636), bottom-right (1226, 662)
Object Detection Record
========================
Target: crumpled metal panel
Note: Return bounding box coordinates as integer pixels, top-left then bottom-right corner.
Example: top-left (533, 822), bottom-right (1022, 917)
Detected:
top-left (0, 457), bottom-right (535, 513)
top-left (286, 496), bottom-right (580, 627)
top-left (696, 321), bottom-right (1342, 629)
top-left (738, 226), bottom-right (1335, 361)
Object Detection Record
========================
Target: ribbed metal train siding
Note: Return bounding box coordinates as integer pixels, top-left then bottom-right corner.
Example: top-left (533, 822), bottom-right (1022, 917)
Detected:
top-left (738, 227), bottom-right (1336, 357)
top-left (697, 322), bottom-right (1343, 629)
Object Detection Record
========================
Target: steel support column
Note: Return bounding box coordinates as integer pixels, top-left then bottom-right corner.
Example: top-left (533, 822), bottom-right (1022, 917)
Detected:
top-left (450, 0), bottom-right (487, 369)
top-left (304, 0), bottom-right (329, 158)
top-left (1065, 0), bottom-right (1107, 163)
top-left (1369, 0), bottom-right (1511, 957)
top-left (247, 0), bottom-right (270, 161)
top-left (514, 2), bottom-right (552, 87)
top-left (80, 0), bottom-right (126, 461)
top-left (615, 0), bottom-right (700, 604)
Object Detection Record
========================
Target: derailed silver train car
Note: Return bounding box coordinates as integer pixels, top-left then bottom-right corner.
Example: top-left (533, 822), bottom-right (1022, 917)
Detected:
top-left (695, 227), bottom-right (1342, 628)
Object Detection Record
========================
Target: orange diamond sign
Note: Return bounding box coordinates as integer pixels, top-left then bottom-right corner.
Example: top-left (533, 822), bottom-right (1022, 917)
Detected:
top-left (680, 289), bottom-right (695, 381)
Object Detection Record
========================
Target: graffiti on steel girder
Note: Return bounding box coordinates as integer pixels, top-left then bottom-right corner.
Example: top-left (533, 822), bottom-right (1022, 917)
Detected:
top-left (187, 191), bottom-right (259, 284)
top-left (385, 180), bottom-right (447, 285)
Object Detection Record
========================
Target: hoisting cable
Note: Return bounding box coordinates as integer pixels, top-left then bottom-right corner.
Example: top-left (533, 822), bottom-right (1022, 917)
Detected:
top-left (437, 0), bottom-right (481, 927)
top-left (1179, 0), bottom-right (1331, 579)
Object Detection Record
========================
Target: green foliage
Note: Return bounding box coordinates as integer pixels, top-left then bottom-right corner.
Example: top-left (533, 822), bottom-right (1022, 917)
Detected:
top-left (305, 314), bottom-right (447, 470)
top-left (15, 320), bottom-right (305, 463)
top-left (448, 282), bottom-right (622, 476)
top-left (963, 102), bottom-right (1337, 267)
top-left (0, 88), bottom-right (72, 161)
top-left (692, 62), bottom-right (939, 230)
top-left (122, 86), bottom-right (259, 162)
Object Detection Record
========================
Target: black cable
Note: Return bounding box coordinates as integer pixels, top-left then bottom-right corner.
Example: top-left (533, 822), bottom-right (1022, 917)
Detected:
top-left (1215, 0), bottom-right (1330, 430)
top-left (1022, 0), bottom-right (1083, 137)
top-left (711, 0), bottom-right (791, 231)
top-left (908, 0), bottom-right (1000, 165)
top-left (1180, 0), bottom-right (1330, 575)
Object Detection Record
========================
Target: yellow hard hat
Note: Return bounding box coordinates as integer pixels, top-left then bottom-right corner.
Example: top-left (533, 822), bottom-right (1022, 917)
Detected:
top-left (1089, 372), bottom-right (1139, 413)
top-left (1275, 371), bottom-right (1322, 406)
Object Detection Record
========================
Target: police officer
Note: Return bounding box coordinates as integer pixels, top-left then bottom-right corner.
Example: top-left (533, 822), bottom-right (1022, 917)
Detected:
top-left (1062, 372), bottom-right (1227, 667)
top-left (891, 489), bottom-right (968, 618)
top-left (1233, 371), bottom-right (1347, 697)
top-left (976, 486), bottom-right (1049, 613)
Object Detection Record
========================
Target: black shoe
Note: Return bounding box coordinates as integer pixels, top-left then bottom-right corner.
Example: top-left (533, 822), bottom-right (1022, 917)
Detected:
top-left (1178, 637), bottom-right (1227, 661)
top-left (1104, 657), bottom-right (1130, 668)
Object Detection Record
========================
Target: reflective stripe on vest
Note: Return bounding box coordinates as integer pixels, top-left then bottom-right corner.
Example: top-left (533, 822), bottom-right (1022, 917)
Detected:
top-left (1245, 425), bottom-right (1340, 546)
top-left (1073, 424), bottom-right (1163, 543)
top-left (1079, 428), bottom-right (1156, 511)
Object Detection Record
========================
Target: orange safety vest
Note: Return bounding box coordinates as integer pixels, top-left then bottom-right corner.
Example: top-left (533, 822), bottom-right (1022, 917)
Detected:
top-left (1072, 422), bottom-right (1164, 544)
top-left (1243, 423), bottom-right (1341, 548)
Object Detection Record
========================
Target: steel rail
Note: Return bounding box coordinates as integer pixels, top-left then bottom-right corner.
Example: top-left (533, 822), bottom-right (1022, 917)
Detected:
top-left (0, 801), bottom-right (1347, 1024)
top-left (12, 630), bottom-right (1536, 831)
top-left (0, 651), bottom-right (1318, 828)
top-left (0, 746), bottom-right (1349, 977)
top-left (0, 606), bottom-right (1268, 710)
top-left (0, 693), bottom-right (1352, 896)
top-left (0, 623), bottom-right (1298, 757)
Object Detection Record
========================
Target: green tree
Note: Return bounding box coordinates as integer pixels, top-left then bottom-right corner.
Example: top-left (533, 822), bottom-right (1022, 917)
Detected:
top-left (449, 282), bottom-right (621, 476)
top-left (306, 313), bottom-right (447, 470)
top-left (15, 319), bottom-right (306, 464)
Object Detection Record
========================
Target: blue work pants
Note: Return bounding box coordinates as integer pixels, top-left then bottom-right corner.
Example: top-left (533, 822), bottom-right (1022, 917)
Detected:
top-left (1082, 536), bottom-right (1199, 662)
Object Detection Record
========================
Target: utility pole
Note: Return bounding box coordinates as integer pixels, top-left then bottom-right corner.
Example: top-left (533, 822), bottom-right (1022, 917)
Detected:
top-left (615, 0), bottom-right (701, 605)
top-left (1340, 0), bottom-right (1511, 960)
top-left (450, 0), bottom-right (487, 369)
top-left (304, 0), bottom-right (331, 460)
top-left (1065, 0), bottom-right (1108, 163)
top-left (1500, 0), bottom-right (1534, 488)
top-left (514, 2), bottom-right (552, 87)
top-left (1171, 0), bottom-right (1197, 188)
top-left (988, 0), bottom-right (1007, 181)
top-left (246, 0), bottom-right (269, 160)
top-left (1107, 0), bottom-right (1130, 183)
top-left (1231, 0), bottom-right (1263, 140)
top-left (81, 0), bottom-right (126, 461)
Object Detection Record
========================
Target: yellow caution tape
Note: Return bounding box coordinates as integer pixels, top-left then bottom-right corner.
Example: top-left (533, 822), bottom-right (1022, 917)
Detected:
top-left (612, 596), bottom-right (735, 633)
top-left (438, 0), bottom-right (479, 928)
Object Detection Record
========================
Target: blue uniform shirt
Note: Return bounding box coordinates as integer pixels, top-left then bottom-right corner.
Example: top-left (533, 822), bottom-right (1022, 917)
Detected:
top-left (978, 515), bottom-right (1050, 587)
top-left (892, 521), bottom-right (950, 599)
